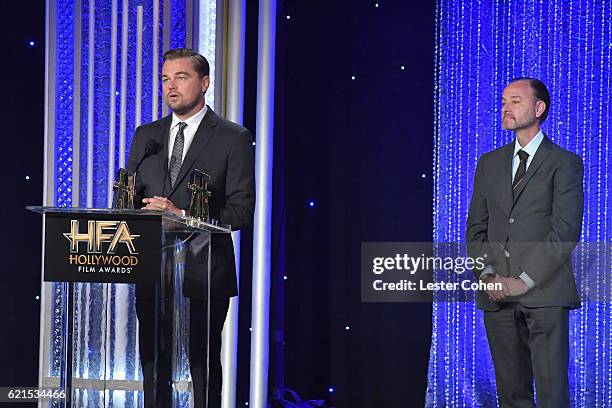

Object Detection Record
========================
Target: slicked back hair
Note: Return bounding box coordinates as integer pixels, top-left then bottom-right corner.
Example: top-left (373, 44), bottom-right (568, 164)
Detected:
top-left (162, 48), bottom-right (210, 78)
top-left (509, 77), bottom-right (551, 123)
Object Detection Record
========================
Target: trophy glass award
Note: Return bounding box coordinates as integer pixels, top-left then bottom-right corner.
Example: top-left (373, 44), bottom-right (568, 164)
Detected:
top-left (186, 169), bottom-right (212, 222)
top-left (112, 168), bottom-right (135, 209)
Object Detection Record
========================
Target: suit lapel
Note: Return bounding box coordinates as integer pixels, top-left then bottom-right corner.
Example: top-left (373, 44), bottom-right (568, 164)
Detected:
top-left (151, 116), bottom-right (172, 196)
top-left (501, 143), bottom-right (514, 212)
top-left (511, 135), bottom-right (553, 205)
top-left (168, 107), bottom-right (219, 197)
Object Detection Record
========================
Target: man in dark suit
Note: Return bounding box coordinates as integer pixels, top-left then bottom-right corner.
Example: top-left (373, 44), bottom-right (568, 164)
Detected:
top-left (127, 48), bottom-right (255, 408)
top-left (466, 78), bottom-right (583, 408)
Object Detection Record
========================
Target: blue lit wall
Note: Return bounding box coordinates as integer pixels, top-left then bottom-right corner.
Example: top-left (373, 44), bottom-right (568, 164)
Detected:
top-left (428, 0), bottom-right (612, 406)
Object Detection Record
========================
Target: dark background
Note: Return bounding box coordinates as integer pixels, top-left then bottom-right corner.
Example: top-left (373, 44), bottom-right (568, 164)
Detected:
top-left (3, 1), bottom-right (434, 407)
top-left (266, 1), bottom-right (434, 406)
top-left (0, 0), bottom-right (45, 390)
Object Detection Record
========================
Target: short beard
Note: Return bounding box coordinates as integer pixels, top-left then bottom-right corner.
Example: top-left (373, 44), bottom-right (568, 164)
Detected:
top-left (503, 117), bottom-right (538, 131)
top-left (502, 119), bottom-right (519, 131)
top-left (169, 98), bottom-right (201, 116)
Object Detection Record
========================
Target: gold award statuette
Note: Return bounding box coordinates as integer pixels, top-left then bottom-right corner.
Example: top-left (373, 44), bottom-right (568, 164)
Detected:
top-left (112, 168), bottom-right (135, 209)
top-left (187, 169), bottom-right (212, 222)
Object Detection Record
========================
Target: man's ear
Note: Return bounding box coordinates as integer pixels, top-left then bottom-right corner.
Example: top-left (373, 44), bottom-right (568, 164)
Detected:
top-left (535, 100), bottom-right (546, 119)
top-left (201, 75), bottom-right (210, 94)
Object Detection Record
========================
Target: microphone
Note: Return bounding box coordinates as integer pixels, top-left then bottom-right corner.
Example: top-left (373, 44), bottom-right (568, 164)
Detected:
top-left (134, 139), bottom-right (161, 174)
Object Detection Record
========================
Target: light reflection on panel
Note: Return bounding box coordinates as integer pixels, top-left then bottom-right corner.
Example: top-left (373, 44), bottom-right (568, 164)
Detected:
top-left (172, 240), bottom-right (191, 405)
top-left (198, 0), bottom-right (217, 110)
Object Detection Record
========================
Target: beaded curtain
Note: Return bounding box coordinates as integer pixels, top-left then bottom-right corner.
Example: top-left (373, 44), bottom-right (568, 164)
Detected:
top-left (428, 0), bottom-right (612, 406)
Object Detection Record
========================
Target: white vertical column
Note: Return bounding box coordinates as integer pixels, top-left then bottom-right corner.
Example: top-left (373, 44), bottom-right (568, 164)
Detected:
top-left (250, 0), bottom-right (276, 406)
top-left (221, 1), bottom-right (246, 406)
top-left (86, 0), bottom-right (95, 208)
top-left (135, 6), bottom-right (144, 127)
top-left (118, 0), bottom-right (129, 168)
top-left (107, 0), bottom-right (118, 207)
top-left (40, 0), bottom-right (57, 392)
top-left (161, 0), bottom-right (170, 118)
top-left (152, 0), bottom-right (160, 121)
top-left (113, 0), bottom-right (131, 382)
top-left (73, 0), bottom-right (82, 205)
top-left (198, 0), bottom-right (217, 109)
top-left (105, 0), bottom-right (119, 388)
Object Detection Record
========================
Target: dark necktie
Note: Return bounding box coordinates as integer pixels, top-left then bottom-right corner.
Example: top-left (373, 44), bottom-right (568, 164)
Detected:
top-left (512, 150), bottom-right (529, 191)
top-left (169, 122), bottom-right (187, 187)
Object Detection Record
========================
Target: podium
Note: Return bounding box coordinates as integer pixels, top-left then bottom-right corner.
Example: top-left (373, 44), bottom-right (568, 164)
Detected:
top-left (28, 207), bottom-right (231, 407)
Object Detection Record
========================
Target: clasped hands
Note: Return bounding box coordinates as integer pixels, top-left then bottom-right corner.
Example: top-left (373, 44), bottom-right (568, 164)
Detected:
top-left (481, 274), bottom-right (529, 301)
top-left (142, 196), bottom-right (183, 216)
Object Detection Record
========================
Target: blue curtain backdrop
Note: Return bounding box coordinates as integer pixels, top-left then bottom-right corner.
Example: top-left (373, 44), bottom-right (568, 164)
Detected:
top-left (428, 0), bottom-right (612, 406)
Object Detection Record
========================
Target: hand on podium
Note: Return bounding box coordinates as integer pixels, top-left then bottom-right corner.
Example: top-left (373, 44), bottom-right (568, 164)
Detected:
top-left (142, 196), bottom-right (183, 216)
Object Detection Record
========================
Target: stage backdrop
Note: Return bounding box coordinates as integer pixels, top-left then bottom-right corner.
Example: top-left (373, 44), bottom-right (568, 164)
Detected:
top-left (428, 0), bottom-right (612, 406)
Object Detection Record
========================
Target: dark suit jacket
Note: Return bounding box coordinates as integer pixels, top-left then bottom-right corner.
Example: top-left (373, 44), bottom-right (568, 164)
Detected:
top-left (127, 106), bottom-right (255, 299)
top-left (466, 135), bottom-right (583, 311)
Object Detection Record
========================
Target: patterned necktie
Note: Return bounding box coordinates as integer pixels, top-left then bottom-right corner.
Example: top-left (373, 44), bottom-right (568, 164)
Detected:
top-left (512, 150), bottom-right (529, 191)
top-left (169, 122), bottom-right (187, 187)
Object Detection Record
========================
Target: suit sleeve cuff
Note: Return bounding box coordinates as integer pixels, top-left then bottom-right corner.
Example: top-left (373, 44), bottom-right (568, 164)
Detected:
top-left (479, 264), bottom-right (495, 280)
top-left (519, 271), bottom-right (536, 289)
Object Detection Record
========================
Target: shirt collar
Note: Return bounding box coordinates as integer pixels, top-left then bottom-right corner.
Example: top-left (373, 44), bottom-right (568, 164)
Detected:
top-left (170, 105), bottom-right (208, 131)
top-left (514, 129), bottom-right (544, 158)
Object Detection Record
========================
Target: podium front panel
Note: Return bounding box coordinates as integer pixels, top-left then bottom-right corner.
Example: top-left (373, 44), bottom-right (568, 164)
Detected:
top-left (43, 212), bottom-right (161, 284)
top-left (29, 208), bottom-right (223, 407)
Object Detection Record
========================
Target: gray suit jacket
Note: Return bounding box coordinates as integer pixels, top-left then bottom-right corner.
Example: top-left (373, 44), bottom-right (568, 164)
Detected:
top-left (466, 135), bottom-right (583, 311)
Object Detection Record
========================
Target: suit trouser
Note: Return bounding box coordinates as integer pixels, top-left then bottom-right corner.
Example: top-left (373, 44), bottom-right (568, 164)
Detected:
top-left (136, 297), bottom-right (230, 408)
top-left (484, 303), bottom-right (569, 408)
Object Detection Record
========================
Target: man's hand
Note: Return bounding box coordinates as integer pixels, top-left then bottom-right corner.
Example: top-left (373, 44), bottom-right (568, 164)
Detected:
top-left (142, 196), bottom-right (182, 216)
top-left (481, 274), bottom-right (508, 301)
top-left (503, 277), bottom-right (529, 297)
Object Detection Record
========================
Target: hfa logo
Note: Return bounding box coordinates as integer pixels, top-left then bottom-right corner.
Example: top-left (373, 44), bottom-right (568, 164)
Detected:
top-left (63, 220), bottom-right (140, 254)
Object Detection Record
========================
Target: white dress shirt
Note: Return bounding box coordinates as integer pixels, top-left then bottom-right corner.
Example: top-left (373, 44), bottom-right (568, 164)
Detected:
top-left (512, 129), bottom-right (544, 180)
top-left (168, 105), bottom-right (208, 165)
